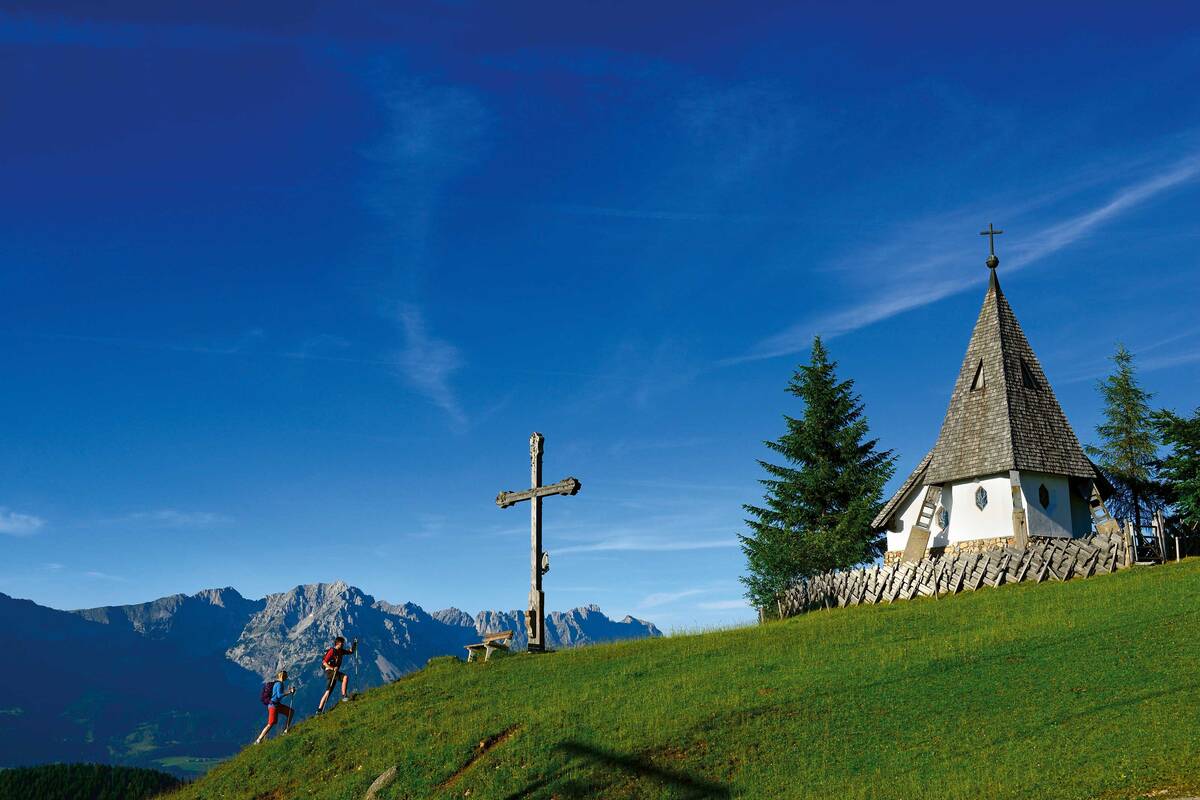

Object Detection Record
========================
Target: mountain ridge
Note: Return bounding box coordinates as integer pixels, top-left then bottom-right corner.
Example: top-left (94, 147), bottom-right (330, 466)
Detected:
top-left (1, 582), bottom-right (659, 777)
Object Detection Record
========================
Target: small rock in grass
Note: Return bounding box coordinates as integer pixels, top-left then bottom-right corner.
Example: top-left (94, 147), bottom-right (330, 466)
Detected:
top-left (363, 765), bottom-right (397, 800)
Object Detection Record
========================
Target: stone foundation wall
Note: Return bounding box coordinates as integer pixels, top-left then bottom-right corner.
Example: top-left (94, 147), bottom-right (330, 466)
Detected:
top-left (884, 536), bottom-right (1013, 567)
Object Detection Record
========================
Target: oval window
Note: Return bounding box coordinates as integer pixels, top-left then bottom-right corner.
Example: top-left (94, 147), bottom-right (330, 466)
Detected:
top-left (937, 507), bottom-right (950, 530)
top-left (975, 485), bottom-right (988, 510)
top-left (1039, 484), bottom-right (1050, 509)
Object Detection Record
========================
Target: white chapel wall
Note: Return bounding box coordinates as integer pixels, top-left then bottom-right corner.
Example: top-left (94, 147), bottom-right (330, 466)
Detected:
top-left (1020, 471), bottom-right (1074, 539)
top-left (885, 472), bottom-right (1014, 551)
top-left (885, 488), bottom-right (923, 553)
top-left (945, 474), bottom-right (1013, 543)
top-left (885, 470), bottom-right (1092, 555)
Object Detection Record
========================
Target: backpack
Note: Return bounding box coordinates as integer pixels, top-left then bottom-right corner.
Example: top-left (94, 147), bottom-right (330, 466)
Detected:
top-left (260, 681), bottom-right (275, 706)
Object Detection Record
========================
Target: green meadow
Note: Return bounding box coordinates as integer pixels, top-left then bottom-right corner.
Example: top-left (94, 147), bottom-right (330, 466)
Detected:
top-left (170, 560), bottom-right (1200, 799)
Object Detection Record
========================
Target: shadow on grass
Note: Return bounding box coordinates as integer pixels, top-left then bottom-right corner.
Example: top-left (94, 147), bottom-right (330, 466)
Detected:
top-left (500, 740), bottom-right (730, 799)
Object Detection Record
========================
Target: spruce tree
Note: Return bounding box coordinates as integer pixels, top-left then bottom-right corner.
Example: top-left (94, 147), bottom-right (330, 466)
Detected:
top-left (740, 337), bottom-right (895, 612)
top-left (1155, 407), bottom-right (1200, 532)
top-left (1086, 343), bottom-right (1162, 531)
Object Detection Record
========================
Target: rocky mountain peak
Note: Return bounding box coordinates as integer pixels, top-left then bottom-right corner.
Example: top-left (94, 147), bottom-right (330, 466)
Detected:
top-left (191, 586), bottom-right (246, 607)
top-left (374, 600), bottom-right (430, 623)
top-left (431, 607), bottom-right (475, 627)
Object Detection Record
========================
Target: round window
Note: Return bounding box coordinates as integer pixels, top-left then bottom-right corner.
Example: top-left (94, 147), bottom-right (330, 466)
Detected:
top-left (937, 506), bottom-right (950, 530)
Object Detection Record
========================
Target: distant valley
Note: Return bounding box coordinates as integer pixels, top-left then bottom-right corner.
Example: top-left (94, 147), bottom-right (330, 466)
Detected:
top-left (0, 583), bottom-right (659, 777)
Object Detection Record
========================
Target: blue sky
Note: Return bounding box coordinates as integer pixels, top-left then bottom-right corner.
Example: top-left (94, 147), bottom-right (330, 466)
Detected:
top-left (2, 3), bottom-right (1198, 629)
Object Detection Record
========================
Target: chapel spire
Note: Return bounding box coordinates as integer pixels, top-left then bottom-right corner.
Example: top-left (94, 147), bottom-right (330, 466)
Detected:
top-left (980, 222), bottom-right (1004, 288)
top-left (922, 229), bottom-right (1095, 485)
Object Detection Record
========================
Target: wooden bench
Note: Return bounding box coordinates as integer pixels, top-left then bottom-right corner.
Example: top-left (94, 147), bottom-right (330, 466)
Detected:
top-left (465, 630), bottom-right (514, 663)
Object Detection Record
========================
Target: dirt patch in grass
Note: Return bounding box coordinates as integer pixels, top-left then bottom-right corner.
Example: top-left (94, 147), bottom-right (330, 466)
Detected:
top-left (437, 724), bottom-right (521, 790)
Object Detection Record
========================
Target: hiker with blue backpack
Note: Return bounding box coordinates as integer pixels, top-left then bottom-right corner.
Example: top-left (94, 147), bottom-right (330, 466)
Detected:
top-left (254, 670), bottom-right (296, 744)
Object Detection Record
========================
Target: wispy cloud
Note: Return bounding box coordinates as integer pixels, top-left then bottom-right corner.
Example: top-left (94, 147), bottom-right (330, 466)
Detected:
top-left (1141, 349), bottom-right (1200, 375)
top-left (362, 79), bottom-right (488, 267)
top-left (698, 599), bottom-right (751, 611)
top-left (637, 588), bottom-right (706, 609)
top-left (738, 151), bottom-right (1200, 362)
top-left (555, 536), bottom-right (737, 555)
top-left (606, 436), bottom-right (714, 458)
top-left (113, 509), bottom-right (231, 529)
top-left (84, 570), bottom-right (126, 581)
top-left (547, 204), bottom-right (771, 223)
top-left (394, 304), bottom-right (467, 430)
top-left (571, 337), bottom-right (702, 413)
top-left (403, 513), bottom-right (452, 541)
top-left (679, 84), bottom-right (808, 186)
top-left (1052, 325), bottom-right (1200, 386)
top-left (0, 507), bottom-right (45, 536)
top-left (1013, 154), bottom-right (1200, 265)
top-left (364, 81), bottom-right (488, 430)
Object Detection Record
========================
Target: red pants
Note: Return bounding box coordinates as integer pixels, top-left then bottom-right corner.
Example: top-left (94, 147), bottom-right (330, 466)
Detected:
top-left (267, 704), bottom-right (292, 726)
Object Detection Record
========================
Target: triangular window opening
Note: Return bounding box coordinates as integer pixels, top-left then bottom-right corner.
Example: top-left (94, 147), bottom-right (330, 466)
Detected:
top-left (969, 359), bottom-right (985, 391)
top-left (1020, 358), bottom-right (1040, 391)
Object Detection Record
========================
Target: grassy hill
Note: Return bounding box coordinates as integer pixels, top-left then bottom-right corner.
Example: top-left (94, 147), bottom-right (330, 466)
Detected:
top-left (169, 560), bottom-right (1200, 800)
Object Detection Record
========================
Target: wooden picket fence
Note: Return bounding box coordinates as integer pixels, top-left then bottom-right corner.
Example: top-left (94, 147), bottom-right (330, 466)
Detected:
top-left (777, 531), bottom-right (1130, 618)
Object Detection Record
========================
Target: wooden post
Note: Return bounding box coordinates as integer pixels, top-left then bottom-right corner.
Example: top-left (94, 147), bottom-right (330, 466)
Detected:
top-left (1010, 471), bottom-right (1029, 548)
top-left (1176, 536), bottom-right (1181, 563)
top-left (529, 433), bottom-right (545, 651)
top-left (1154, 509), bottom-right (1168, 564)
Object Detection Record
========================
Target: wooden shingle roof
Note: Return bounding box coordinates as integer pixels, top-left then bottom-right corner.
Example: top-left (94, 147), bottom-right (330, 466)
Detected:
top-left (924, 271), bottom-right (1096, 485)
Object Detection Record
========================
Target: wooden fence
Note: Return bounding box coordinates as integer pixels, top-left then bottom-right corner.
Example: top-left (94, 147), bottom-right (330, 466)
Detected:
top-left (778, 531), bottom-right (1130, 618)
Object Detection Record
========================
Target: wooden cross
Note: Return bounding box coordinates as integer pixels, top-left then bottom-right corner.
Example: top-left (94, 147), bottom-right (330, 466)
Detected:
top-left (980, 222), bottom-right (1004, 269)
top-left (495, 432), bottom-right (581, 652)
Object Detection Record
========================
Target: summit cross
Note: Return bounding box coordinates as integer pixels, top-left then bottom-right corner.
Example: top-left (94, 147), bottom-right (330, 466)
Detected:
top-left (495, 432), bottom-right (581, 652)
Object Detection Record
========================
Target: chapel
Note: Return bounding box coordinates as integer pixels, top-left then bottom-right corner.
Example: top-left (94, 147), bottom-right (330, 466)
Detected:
top-left (872, 229), bottom-right (1117, 565)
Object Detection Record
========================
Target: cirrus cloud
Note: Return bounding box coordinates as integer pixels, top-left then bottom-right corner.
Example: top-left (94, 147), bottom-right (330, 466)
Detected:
top-left (0, 507), bottom-right (45, 536)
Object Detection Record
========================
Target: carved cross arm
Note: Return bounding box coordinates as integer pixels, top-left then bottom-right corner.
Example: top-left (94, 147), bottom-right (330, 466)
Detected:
top-left (495, 477), bottom-right (582, 508)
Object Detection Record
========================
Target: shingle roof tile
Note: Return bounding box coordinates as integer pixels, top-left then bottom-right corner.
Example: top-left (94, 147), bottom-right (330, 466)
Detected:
top-left (924, 271), bottom-right (1096, 485)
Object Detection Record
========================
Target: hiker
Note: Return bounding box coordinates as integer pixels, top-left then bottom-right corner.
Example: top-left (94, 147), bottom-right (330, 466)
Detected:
top-left (315, 635), bottom-right (357, 713)
top-left (255, 670), bottom-right (296, 744)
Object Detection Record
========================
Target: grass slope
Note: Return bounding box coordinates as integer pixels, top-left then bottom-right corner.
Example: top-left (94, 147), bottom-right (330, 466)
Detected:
top-left (171, 561), bottom-right (1200, 800)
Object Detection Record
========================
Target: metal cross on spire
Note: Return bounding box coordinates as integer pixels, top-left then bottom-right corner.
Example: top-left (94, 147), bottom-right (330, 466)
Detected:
top-left (980, 222), bottom-right (1004, 270)
top-left (495, 432), bottom-right (581, 653)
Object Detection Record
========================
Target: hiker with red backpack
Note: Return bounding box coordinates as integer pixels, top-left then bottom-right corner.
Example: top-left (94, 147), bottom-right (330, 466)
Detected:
top-left (315, 635), bottom-right (357, 714)
top-left (254, 670), bottom-right (296, 744)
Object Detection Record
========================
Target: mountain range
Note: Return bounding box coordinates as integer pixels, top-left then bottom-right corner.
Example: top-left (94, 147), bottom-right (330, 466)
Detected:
top-left (0, 583), bottom-right (659, 776)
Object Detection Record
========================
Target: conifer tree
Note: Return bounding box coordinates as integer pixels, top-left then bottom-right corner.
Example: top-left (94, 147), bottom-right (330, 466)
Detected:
top-left (1155, 407), bottom-right (1200, 532)
top-left (740, 337), bottom-right (895, 612)
top-left (1086, 343), bottom-right (1163, 531)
